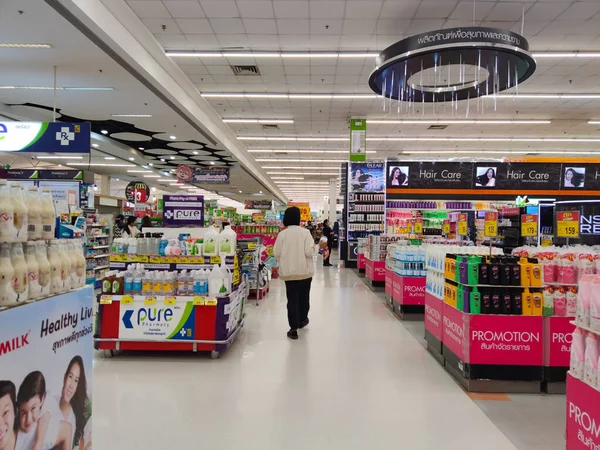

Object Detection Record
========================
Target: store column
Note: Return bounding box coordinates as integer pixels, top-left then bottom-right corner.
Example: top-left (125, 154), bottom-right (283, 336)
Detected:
top-left (328, 178), bottom-right (337, 224)
top-left (100, 175), bottom-right (111, 196)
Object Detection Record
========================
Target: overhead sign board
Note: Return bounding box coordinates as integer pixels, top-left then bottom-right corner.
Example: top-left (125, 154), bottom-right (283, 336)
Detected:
top-left (176, 165), bottom-right (230, 184)
top-left (163, 195), bottom-right (205, 227)
top-left (350, 118), bottom-right (367, 162)
top-left (0, 122), bottom-right (90, 153)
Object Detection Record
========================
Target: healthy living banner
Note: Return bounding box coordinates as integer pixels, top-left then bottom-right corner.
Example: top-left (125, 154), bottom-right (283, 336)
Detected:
top-left (0, 287), bottom-right (94, 449)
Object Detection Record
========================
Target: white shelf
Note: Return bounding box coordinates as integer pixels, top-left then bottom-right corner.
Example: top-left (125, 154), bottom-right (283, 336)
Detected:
top-left (94, 265), bottom-right (109, 270)
top-left (87, 235), bottom-right (109, 238)
top-left (85, 253), bottom-right (109, 259)
top-left (386, 208), bottom-right (491, 212)
top-left (87, 224), bottom-right (107, 227)
top-left (91, 245), bottom-right (109, 249)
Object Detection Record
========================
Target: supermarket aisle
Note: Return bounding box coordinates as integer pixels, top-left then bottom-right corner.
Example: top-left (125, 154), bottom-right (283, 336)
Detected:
top-left (93, 265), bottom-right (519, 450)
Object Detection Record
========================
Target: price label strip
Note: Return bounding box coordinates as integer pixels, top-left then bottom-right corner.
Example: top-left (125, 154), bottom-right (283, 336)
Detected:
top-left (99, 295), bottom-right (112, 305)
top-left (457, 214), bottom-right (468, 236)
top-left (521, 214), bottom-right (538, 237)
top-left (484, 212), bottom-right (498, 238)
top-left (121, 295), bottom-right (134, 305)
top-left (164, 296), bottom-right (176, 306)
top-left (144, 296), bottom-right (157, 305)
top-left (557, 211), bottom-right (580, 238)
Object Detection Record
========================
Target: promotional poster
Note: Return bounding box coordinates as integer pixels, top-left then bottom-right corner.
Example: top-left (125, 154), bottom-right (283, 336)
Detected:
top-left (349, 162), bottom-right (385, 193)
top-left (0, 288), bottom-right (94, 450)
top-left (162, 195), bottom-right (205, 227)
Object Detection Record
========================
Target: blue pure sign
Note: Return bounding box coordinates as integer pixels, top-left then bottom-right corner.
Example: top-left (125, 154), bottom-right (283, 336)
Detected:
top-left (163, 195), bottom-right (204, 227)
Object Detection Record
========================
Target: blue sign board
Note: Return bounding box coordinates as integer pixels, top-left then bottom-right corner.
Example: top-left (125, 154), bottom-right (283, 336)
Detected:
top-left (163, 195), bottom-right (204, 227)
top-left (0, 122), bottom-right (91, 153)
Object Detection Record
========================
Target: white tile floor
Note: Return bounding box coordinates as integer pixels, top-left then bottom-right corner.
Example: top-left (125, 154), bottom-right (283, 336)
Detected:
top-left (93, 261), bottom-right (560, 449)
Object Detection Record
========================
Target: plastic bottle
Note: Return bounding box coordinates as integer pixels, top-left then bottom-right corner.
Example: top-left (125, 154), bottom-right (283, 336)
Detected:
top-left (75, 240), bottom-right (87, 288)
top-left (152, 271), bottom-right (162, 295)
top-left (133, 264), bottom-right (143, 294)
top-left (66, 241), bottom-right (80, 289)
top-left (58, 240), bottom-right (71, 291)
top-left (158, 238), bottom-right (168, 256)
top-left (176, 270), bottom-right (187, 295)
top-left (522, 288), bottom-right (533, 316)
top-left (220, 261), bottom-right (231, 293)
top-left (142, 271), bottom-right (152, 295)
top-left (40, 187), bottom-right (56, 240)
top-left (47, 241), bottom-right (63, 294)
top-left (10, 183), bottom-right (27, 243)
top-left (112, 271), bottom-right (124, 295)
top-left (0, 243), bottom-right (16, 306)
top-left (26, 186), bottom-right (42, 240)
top-left (584, 332), bottom-right (600, 388)
top-left (35, 241), bottom-right (51, 297)
top-left (571, 327), bottom-right (586, 380)
top-left (219, 225), bottom-right (237, 256)
top-left (578, 274), bottom-right (594, 326)
top-left (128, 238), bottom-right (137, 255)
top-left (200, 269), bottom-right (209, 295)
top-left (124, 268), bottom-right (134, 295)
top-left (24, 242), bottom-right (40, 300)
top-left (0, 180), bottom-right (15, 243)
top-left (203, 227), bottom-right (219, 256)
top-left (10, 243), bottom-right (28, 302)
top-left (532, 292), bottom-right (543, 316)
top-left (208, 264), bottom-right (225, 295)
top-left (163, 271), bottom-right (174, 295)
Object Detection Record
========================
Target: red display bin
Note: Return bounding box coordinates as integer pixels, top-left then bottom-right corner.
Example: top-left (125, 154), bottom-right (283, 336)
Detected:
top-left (566, 374), bottom-right (600, 450)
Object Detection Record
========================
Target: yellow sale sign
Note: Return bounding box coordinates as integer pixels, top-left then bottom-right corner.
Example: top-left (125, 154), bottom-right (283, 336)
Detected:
top-left (557, 211), bottom-right (580, 238)
top-left (521, 214), bottom-right (538, 237)
top-left (442, 220), bottom-right (450, 235)
top-left (484, 212), bottom-right (498, 238)
top-left (288, 202), bottom-right (311, 222)
top-left (457, 214), bottom-right (468, 236)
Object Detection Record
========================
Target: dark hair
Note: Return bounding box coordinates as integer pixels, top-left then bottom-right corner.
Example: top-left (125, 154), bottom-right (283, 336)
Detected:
top-left (388, 167), bottom-right (407, 186)
top-left (283, 207), bottom-right (301, 227)
top-left (477, 168), bottom-right (496, 186)
top-left (115, 214), bottom-right (124, 221)
top-left (64, 356), bottom-right (88, 444)
top-left (17, 371), bottom-right (45, 406)
top-left (323, 219), bottom-right (329, 226)
top-left (565, 168), bottom-right (585, 187)
top-left (0, 380), bottom-right (16, 429)
top-left (140, 215), bottom-right (152, 228)
top-left (123, 216), bottom-right (137, 235)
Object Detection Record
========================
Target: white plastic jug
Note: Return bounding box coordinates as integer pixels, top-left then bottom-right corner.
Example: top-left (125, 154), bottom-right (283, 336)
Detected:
top-left (203, 227), bottom-right (219, 256)
top-left (219, 225), bottom-right (237, 256)
top-left (208, 264), bottom-right (226, 295)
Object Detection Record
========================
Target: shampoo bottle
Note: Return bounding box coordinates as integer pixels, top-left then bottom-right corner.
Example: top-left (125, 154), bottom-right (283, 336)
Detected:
top-left (584, 332), bottom-right (600, 388)
top-left (522, 288), bottom-right (533, 316)
top-left (470, 286), bottom-right (481, 314)
top-left (571, 327), bottom-right (586, 380)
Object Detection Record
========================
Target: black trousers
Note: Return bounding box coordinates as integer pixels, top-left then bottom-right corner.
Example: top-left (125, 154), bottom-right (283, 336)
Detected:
top-left (285, 277), bottom-right (312, 330)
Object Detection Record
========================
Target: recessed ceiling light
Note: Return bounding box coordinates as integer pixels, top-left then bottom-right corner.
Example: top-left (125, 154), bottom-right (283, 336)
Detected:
top-left (111, 114), bottom-right (153, 118)
top-left (169, 135), bottom-right (177, 140)
top-left (0, 43), bottom-right (52, 48)
top-left (138, 147), bottom-right (144, 150)
top-left (128, 157), bottom-right (135, 161)
top-left (238, 190), bottom-right (242, 193)
top-left (36, 156), bottom-right (83, 159)
top-left (101, 130), bottom-right (108, 135)
top-left (160, 158), bottom-right (166, 162)
top-left (148, 163), bottom-right (153, 166)
top-left (91, 143), bottom-right (99, 148)
top-left (170, 156), bottom-right (175, 160)
top-left (104, 157), bottom-right (115, 160)
top-left (193, 151), bottom-right (199, 155)
top-left (259, 190), bottom-right (263, 194)
top-left (210, 161), bottom-right (215, 165)
top-left (142, 165), bottom-right (149, 169)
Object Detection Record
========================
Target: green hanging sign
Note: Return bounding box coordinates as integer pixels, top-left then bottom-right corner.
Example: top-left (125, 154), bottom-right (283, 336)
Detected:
top-left (350, 118), bottom-right (367, 162)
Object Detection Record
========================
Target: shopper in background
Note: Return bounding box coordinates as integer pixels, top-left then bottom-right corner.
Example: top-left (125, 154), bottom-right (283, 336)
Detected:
top-left (113, 214), bottom-right (124, 239)
top-left (322, 219), bottom-right (334, 267)
top-left (140, 215), bottom-right (153, 230)
top-left (0, 380), bottom-right (16, 450)
top-left (122, 216), bottom-right (140, 238)
top-left (274, 207), bottom-right (327, 340)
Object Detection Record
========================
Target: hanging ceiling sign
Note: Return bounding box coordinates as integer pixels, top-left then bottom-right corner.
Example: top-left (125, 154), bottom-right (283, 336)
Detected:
top-left (163, 195), bottom-right (204, 227)
top-left (125, 181), bottom-right (150, 203)
top-left (0, 122), bottom-right (91, 153)
top-left (176, 165), bottom-right (230, 184)
top-left (349, 118), bottom-right (367, 162)
top-left (244, 199), bottom-right (272, 210)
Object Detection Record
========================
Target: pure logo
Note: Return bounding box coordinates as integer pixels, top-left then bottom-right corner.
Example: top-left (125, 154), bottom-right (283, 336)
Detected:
top-left (0, 330), bottom-right (30, 356)
top-left (55, 127), bottom-right (75, 146)
top-left (0, 123), bottom-right (6, 141)
top-left (121, 308), bottom-right (174, 329)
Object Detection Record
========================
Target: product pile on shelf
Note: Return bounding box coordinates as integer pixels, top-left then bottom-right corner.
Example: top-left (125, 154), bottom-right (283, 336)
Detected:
top-left (365, 235), bottom-right (405, 261)
top-left (386, 241), bottom-right (427, 277)
top-left (348, 193), bottom-right (385, 237)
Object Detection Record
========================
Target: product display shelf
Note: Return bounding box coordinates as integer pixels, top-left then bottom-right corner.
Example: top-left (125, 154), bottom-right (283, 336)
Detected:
top-left (385, 248), bottom-right (426, 321)
top-left (109, 254), bottom-right (236, 270)
top-left (238, 237), bottom-right (269, 304)
top-left (94, 281), bottom-right (247, 359)
top-left (424, 260), bottom-right (445, 362)
top-left (84, 217), bottom-right (110, 287)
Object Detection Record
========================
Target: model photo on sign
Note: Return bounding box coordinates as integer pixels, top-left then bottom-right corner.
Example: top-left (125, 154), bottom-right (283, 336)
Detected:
top-left (475, 167), bottom-right (497, 187)
top-left (387, 166), bottom-right (409, 187)
top-left (564, 167), bottom-right (585, 188)
top-left (349, 163), bottom-right (384, 192)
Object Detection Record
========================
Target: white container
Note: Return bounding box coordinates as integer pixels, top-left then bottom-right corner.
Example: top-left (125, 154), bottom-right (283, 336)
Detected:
top-left (75, 240), bottom-right (87, 288)
top-left (47, 241), bottom-right (63, 294)
top-left (67, 241), bottom-right (81, 288)
top-left (40, 187), bottom-right (56, 240)
top-left (59, 240), bottom-right (72, 291)
top-left (219, 225), bottom-right (237, 256)
top-left (26, 186), bottom-right (42, 240)
top-left (24, 241), bottom-right (40, 299)
top-left (208, 264), bottom-right (226, 295)
top-left (10, 243), bottom-right (28, 302)
top-left (35, 241), bottom-right (51, 297)
top-left (203, 227), bottom-right (219, 256)
top-left (10, 182), bottom-right (27, 243)
top-left (220, 261), bottom-right (232, 293)
top-left (0, 180), bottom-right (14, 243)
top-left (0, 243), bottom-right (16, 306)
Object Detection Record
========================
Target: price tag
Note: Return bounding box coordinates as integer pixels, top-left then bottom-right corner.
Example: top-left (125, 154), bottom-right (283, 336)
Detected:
top-left (192, 296), bottom-right (205, 306)
top-left (164, 296), bottom-right (176, 306)
top-left (521, 214), bottom-right (538, 237)
top-left (99, 295), bottom-right (112, 305)
top-left (247, 242), bottom-right (257, 250)
top-left (557, 211), bottom-right (580, 238)
top-left (144, 296), bottom-right (156, 305)
top-left (414, 220), bottom-right (423, 234)
top-left (121, 295), bottom-right (133, 305)
top-left (210, 256), bottom-right (220, 264)
top-left (484, 212), bottom-right (498, 238)
top-left (205, 297), bottom-right (218, 306)
top-left (442, 220), bottom-right (450, 235)
top-left (457, 214), bottom-right (468, 236)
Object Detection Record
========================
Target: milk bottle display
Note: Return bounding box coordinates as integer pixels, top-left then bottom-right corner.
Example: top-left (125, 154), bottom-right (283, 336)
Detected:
top-left (69, 241), bottom-right (85, 288)
top-left (24, 242), bottom-right (40, 300)
top-left (58, 240), bottom-right (72, 291)
top-left (0, 243), bottom-right (16, 306)
top-left (47, 241), bottom-right (63, 294)
top-left (66, 241), bottom-right (80, 288)
top-left (35, 241), bottom-right (51, 297)
top-left (40, 187), bottom-right (56, 240)
top-left (10, 182), bottom-right (27, 242)
top-left (26, 186), bottom-right (42, 241)
top-left (10, 243), bottom-right (28, 302)
top-left (0, 180), bottom-right (15, 243)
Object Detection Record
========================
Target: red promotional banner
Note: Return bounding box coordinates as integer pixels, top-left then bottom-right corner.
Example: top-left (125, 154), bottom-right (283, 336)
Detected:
top-left (425, 293), bottom-right (443, 341)
top-left (397, 275), bottom-right (426, 305)
top-left (544, 316), bottom-right (575, 367)
top-left (357, 253), bottom-right (366, 270)
top-left (385, 269), bottom-right (393, 296)
top-left (469, 315), bottom-right (543, 366)
top-left (443, 302), bottom-right (466, 361)
top-left (373, 261), bottom-right (386, 281)
top-left (566, 374), bottom-right (600, 449)
top-left (392, 273), bottom-right (402, 301)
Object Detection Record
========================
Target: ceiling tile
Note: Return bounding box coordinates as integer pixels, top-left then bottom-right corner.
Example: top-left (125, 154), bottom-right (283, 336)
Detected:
top-left (414, 1), bottom-right (458, 19)
top-left (143, 18), bottom-right (181, 34)
top-left (237, 1), bottom-right (275, 18)
top-left (525, 2), bottom-right (569, 22)
top-left (406, 19), bottom-right (445, 35)
top-left (279, 34), bottom-right (311, 49)
top-left (163, 1), bottom-right (205, 18)
top-left (310, 19), bottom-right (343, 34)
top-left (200, 0), bottom-right (240, 18)
top-left (243, 18), bottom-right (278, 34)
top-left (175, 18), bottom-right (213, 34)
top-left (379, 1), bottom-right (420, 20)
top-left (209, 18), bottom-right (246, 33)
top-left (342, 19), bottom-right (377, 35)
top-left (558, 2), bottom-right (600, 20)
top-left (309, 1), bottom-right (346, 19)
top-left (376, 19), bottom-right (410, 35)
top-left (127, 1), bottom-right (170, 18)
top-left (277, 18), bottom-right (310, 34)
top-left (155, 33), bottom-right (190, 48)
top-left (345, 1), bottom-right (382, 19)
top-left (247, 34), bottom-right (282, 48)
top-left (485, 2), bottom-right (528, 22)
top-left (309, 34), bottom-right (342, 49)
top-left (273, 1), bottom-right (310, 19)
top-left (185, 34), bottom-right (220, 48)
top-left (449, 1), bottom-right (494, 21)
top-left (217, 34), bottom-right (250, 47)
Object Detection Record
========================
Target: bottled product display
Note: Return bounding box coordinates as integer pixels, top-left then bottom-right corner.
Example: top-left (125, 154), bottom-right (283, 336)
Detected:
top-left (570, 326), bottom-right (600, 391)
top-left (232, 224), bottom-right (280, 235)
top-left (0, 239), bottom-right (86, 307)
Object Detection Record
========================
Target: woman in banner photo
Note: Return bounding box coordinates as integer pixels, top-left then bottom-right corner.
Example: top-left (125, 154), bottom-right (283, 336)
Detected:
top-left (476, 167), bottom-right (496, 187)
top-left (15, 371), bottom-right (73, 450)
top-left (350, 167), bottom-right (367, 190)
top-left (388, 167), bottom-right (408, 186)
top-left (0, 381), bottom-right (17, 450)
top-left (46, 357), bottom-right (90, 450)
top-left (564, 167), bottom-right (585, 188)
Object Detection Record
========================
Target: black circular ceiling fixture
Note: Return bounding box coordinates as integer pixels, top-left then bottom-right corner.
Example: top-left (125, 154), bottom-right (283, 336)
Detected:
top-left (369, 27), bottom-right (536, 102)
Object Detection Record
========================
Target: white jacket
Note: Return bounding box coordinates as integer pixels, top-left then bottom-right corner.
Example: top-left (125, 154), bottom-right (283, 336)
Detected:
top-left (274, 226), bottom-right (319, 281)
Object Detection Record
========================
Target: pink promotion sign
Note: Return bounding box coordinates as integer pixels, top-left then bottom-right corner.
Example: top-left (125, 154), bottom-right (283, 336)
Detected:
top-left (385, 269), bottom-right (393, 296)
top-left (397, 275), bottom-right (426, 305)
top-left (365, 258), bottom-right (373, 279)
top-left (237, 233), bottom-right (277, 262)
top-left (469, 315), bottom-right (543, 366)
top-left (425, 293), bottom-right (443, 341)
top-left (373, 261), bottom-right (386, 281)
top-left (392, 274), bottom-right (402, 302)
top-left (357, 253), bottom-right (366, 270)
top-left (442, 302), bottom-right (466, 361)
top-left (544, 316), bottom-right (575, 367)
top-left (566, 374), bottom-right (600, 449)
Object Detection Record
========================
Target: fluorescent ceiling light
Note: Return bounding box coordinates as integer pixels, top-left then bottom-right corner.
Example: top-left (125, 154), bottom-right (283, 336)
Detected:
top-left (223, 119), bottom-right (294, 124)
top-left (91, 144), bottom-right (99, 148)
top-left (249, 149), bottom-right (370, 154)
top-left (0, 86), bottom-right (113, 90)
top-left (202, 93), bottom-right (376, 100)
top-left (143, 175), bottom-right (160, 178)
top-left (368, 119), bottom-right (551, 125)
top-left (36, 156), bottom-right (83, 159)
top-left (128, 157), bottom-right (135, 161)
top-left (404, 150), bottom-right (599, 155)
top-left (257, 158), bottom-right (344, 162)
top-left (0, 43), bottom-right (52, 48)
top-left (589, 121), bottom-right (600, 124)
top-left (268, 172), bottom-right (339, 175)
top-left (250, 136), bottom-right (600, 143)
top-left (68, 163), bottom-right (135, 167)
top-left (111, 114), bottom-right (153, 118)
top-left (169, 183), bottom-right (182, 186)
top-left (104, 157), bottom-right (115, 160)
top-left (157, 179), bottom-right (172, 182)
top-left (127, 170), bottom-right (153, 173)
top-left (532, 52), bottom-right (600, 58)
top-left (239, 136), bottom-right (349, 141)
top-left (167, 50), bottom-right (377, 58)
top-left (210, 162), bottom-right (215, 165)
top-left (169, 136), bottom-right (177, 140)
top-left (271, 176), bottom-right (304, 180)
top-left (263, 166), bottom-right (340, 170)
top-left (487, 94), bottom-right (600, 99)
top-left (167, 52), bottom-right (224, 57)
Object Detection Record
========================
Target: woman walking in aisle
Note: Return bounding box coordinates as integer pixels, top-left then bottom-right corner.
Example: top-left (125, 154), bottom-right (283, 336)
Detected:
top-left (274, 207), bottom-right (327, 340)
top-left (322, 219), bottom-right (334, 267)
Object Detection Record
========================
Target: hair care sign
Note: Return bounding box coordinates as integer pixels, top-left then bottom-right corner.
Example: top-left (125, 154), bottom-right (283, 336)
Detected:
top-left (425, 293), bottom-right (443, 341)
top-left (0, 287), bottom-right (94, 449)
top-left (468, 315), bottom-right (543, 366)
top-left (442, 302), bottom-right (466, 361)
top-left (544, 316), bottom-right (575, 367)
top-left (566, 373), bottom-right (600, 449)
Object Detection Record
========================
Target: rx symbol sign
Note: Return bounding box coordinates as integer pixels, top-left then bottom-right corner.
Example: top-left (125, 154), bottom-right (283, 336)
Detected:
top-left (56, 127), bottom-right (75, 146)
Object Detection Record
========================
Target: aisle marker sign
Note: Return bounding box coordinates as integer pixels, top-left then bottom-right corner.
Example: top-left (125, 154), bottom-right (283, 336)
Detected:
top-left (557, 211), bottom-right (580, 238)
top-left (521, 214), bottom-right (538, 237)
top-left (349, 118), bottom-right (366, 162)
top-left (457, 214), bottom-right (468, 236)
top-left (442, 220), bottom-right (450, 235)
top-left (484, 212), bottom-right (498, 237)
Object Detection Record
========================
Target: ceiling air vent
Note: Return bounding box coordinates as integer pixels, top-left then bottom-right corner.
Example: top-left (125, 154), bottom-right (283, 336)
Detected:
top-left (261, 124), bottom-right (279, 130)
top-left (428, 124), bottom-right (448, 130)
top-left (231, 65), bottom-right (260, 76)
